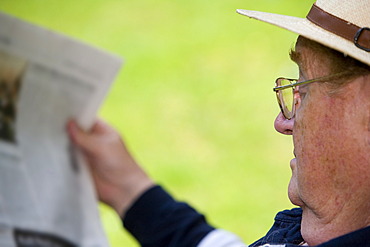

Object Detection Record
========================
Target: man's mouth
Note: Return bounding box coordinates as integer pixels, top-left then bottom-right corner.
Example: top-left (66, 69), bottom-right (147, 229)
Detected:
top-left (290, 157), bottom-right (297, 170)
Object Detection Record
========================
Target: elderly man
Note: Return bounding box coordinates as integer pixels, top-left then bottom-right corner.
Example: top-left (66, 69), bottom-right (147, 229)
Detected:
top-left (68, 0), bottom-right (370, 246)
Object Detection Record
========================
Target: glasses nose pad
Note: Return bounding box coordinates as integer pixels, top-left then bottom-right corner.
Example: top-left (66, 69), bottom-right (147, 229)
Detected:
top-left (292, 90), bottom-right (301, 115)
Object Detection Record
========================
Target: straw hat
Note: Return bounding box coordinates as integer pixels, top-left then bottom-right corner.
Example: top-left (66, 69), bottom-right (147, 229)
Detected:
top-left (237, 0), bottom-right (370, 66)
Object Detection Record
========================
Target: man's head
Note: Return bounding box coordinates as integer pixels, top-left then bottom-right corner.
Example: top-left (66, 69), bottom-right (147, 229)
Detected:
top-left (238, 0), bottom-right (370, 245)
top-left (276, 36), bottom-right (370, 245)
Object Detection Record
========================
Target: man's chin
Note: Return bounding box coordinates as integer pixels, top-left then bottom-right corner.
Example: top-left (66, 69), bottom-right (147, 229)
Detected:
top-left (288, 179), bottom-right (304, 207)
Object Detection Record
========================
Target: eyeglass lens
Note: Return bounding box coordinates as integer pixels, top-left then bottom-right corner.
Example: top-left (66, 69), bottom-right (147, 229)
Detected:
top-left (276, 78), bottom-right (295, 119)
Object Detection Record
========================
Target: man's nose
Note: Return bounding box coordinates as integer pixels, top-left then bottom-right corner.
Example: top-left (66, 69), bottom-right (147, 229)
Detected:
top-left (274, 112), bottom-right (294, 135)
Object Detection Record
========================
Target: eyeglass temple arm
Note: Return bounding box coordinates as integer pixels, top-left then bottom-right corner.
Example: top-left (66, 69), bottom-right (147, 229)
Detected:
top-left (273, 72), bottom-right (350, 92)
top-left (273, 79), bottom-right (313, 91)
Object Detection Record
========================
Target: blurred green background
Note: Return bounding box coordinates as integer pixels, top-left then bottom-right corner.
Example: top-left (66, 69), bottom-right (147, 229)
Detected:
top-left (0, 0), bottom-right (315, 246)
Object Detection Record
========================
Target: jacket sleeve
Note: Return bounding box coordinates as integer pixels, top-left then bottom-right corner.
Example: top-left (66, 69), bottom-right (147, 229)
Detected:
top-left (122, 185), bottom-right (215, 247)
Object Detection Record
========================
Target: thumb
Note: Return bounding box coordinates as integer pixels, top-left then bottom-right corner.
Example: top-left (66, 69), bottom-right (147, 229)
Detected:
top-left (67, 120), bottom-right (97, 153)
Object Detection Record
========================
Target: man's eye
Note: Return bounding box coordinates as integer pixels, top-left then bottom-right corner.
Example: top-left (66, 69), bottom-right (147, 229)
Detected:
top-left (298, 88), bottom-right (307, 100)
top-left (299, 91), bottom-right (307, 100)
top-left (294, 86), bottom-right (307, 100)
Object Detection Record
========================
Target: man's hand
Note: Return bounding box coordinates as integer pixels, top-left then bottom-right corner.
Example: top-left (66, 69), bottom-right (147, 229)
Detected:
top-left (67, 119), bottom-right (154, 216)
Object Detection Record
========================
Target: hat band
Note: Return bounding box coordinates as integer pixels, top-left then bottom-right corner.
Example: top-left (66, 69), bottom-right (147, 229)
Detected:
top-left (307, 4), bottom-right (370, 52)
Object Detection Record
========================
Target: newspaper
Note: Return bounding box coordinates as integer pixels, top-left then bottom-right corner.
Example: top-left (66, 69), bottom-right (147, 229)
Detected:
top-left (0, 11), bottom-right (122, 247)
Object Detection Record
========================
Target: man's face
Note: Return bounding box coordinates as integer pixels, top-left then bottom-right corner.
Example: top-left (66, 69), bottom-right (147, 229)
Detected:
top-left (275, 40), bottom-right (370, 245)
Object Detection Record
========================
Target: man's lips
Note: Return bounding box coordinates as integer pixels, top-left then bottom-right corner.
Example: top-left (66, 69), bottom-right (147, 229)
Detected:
top-left (290, 157), bottom-right (297, 170)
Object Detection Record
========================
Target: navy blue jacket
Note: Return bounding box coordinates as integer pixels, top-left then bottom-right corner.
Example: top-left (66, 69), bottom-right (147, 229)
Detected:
top-left (123, 185), bottom-right (370, 246)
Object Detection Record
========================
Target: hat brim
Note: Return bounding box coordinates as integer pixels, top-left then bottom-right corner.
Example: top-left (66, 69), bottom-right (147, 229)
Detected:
top-left (237, 9), bottom-right (370, 66)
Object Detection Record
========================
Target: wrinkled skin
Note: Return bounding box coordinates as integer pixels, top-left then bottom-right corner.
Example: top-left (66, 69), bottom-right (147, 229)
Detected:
top-left (67, 120), bottom-right (154, 216)
top-left (274, 40), bottom-right (370, 245)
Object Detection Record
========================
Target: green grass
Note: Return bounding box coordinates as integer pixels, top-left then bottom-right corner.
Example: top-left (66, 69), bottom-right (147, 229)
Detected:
top-left (0, 1), bottom-right (315, 246)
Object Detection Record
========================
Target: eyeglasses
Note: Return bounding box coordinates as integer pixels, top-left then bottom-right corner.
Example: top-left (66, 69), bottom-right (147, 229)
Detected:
top-left (273, 72), bottom-right (347, 120)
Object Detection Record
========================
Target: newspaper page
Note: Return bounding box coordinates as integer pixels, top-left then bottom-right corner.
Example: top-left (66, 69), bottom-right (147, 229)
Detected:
top-left (0, 11), bottom-right (122, 247)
